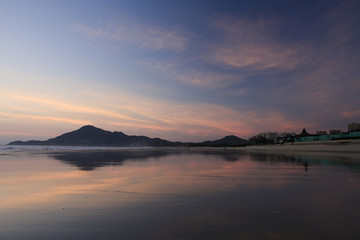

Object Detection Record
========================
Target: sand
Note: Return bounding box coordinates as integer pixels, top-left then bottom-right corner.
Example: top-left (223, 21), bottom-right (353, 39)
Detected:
top-left (243, 139), bottom-right (360, 153)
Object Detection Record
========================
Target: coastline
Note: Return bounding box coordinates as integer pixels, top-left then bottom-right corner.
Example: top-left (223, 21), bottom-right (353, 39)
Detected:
top-left (2, 140), bottom-right (360, 161)
top-left (242, 139), bottom-right (360, 153)
top-left (2, 143), bottom-right (360, 165)
top-left (3, 140), bottom-right (360, 153)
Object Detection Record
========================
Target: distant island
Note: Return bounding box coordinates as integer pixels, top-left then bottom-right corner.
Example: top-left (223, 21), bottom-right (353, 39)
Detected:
top-left (8, 125), bottom-right (249, 147)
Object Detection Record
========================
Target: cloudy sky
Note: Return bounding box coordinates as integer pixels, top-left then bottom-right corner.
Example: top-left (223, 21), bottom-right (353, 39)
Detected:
top-left (1, 0), bottom-right (359, 144)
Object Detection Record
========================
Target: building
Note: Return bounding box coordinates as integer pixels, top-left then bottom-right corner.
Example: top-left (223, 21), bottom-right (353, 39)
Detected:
top-left (348, 122), bottom-right (360, 132)
top-left (258, 132), bottom-right (278, 139)
top-left (279, 132), bottom-right (296, 137)
top-left (329, 129), bottom-right (341, 135)
top-left (316, 131), bottom-right (327, 135)
top-left (295, 131), bottom-right (360, 142)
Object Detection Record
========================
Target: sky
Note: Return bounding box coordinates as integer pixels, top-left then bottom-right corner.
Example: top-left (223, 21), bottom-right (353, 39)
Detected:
top-left (1, 0), bottom-right (360, 144)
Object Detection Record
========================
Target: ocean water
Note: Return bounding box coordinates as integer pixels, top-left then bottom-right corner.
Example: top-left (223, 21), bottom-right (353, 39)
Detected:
top-left (0, 146), bottom-right (360, 239)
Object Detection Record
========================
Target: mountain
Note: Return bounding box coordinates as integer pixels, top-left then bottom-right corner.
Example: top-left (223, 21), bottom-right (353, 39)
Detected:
top-left (8, 125), bottom-right (248, 147)
top-left (189, 135), bottom-right (248, 147)
top-left (8, 125), bottom-right (182, 147)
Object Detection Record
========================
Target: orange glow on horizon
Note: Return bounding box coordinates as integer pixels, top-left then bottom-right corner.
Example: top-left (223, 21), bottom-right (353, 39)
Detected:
top-left (0, 88), bottom-right (311, 141)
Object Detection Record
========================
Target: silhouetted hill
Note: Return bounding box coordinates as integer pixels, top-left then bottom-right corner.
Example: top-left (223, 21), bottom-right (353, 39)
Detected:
top-left (8, 125), bottom-right (248, 147)
top-left (189, 135), bottom-right (248, 147)
top-left (8, 125), bottom-right (182, 147)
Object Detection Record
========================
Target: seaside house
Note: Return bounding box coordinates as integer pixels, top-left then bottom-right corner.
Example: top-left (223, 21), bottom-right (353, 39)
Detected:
top-left (348, 122), bottom-right (360, 132)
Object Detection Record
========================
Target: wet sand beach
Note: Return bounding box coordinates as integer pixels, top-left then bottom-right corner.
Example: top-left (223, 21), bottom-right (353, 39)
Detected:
top-left (243, 140), bottom-right (360, 153)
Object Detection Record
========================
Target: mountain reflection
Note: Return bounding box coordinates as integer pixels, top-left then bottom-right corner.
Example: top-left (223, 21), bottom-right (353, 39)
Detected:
top-left (50, 149), bottom-right (247, 170)
top-left (50, 149), bottom-right (360, 173)
top-left (51, 150), bottom-right (173, 170)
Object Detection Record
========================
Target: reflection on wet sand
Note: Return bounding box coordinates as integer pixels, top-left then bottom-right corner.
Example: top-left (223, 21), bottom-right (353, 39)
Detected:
top-left (50, 149), bottom-right (247, 170)
top-left (0, 149), bottom-right (360, 240)
top-left (51, 148), bottom-right (360, 174)
top-left (247, 151), bottom-right (360, 173)
top-left (0, 150), bottom-right (251, 210)
top-left (51, 150), bottom-right (172, 170)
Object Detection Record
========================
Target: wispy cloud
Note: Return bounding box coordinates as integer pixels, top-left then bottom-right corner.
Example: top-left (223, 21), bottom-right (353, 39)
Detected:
top-left (199, 1), bottom-right (360, 130)
top-left (224, 88), bottom-right (248, 97)
top-left (141, 60), bottom-right (241, 88)
top-left (210, 17), bottom-right (300, 70)
top-left (1, 91), bottom-right (149, 124)
top-left (139, 15), bottom-right (302, 90)
top-left (341, 110), bottom-right (360, 118)
top-left (0, 86), bottom-right (309, 141)
top-left (283, 0), bottom-right (360, 112)
top-left (0, 112), bottom-right (89, 126)
top-left (74, 20), bottom-right (189, 51)
top-left (325, 0), bottom-right (360, 46)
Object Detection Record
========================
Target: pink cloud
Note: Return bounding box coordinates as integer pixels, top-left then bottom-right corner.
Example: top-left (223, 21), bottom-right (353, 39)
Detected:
top-left (0, 112), bottom-right (90, 126)
top-left (341, 110), bottom-right (360, 118)
top-left (1, 88), bottom-right (310, 141)
top-left (210, 17), bottom-right (300, 70)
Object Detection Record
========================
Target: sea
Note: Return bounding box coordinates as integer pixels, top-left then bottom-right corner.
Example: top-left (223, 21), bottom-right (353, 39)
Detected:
top-left (1, 145), bottom-right (360, 240)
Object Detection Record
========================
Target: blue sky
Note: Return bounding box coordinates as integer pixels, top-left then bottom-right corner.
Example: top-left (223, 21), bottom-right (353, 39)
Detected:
top-left (1, 0), bottom-right (359, 144)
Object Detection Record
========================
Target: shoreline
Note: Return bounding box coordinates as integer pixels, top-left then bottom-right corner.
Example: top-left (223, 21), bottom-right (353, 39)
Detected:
top-left (2, 140), bottom-right (360, 154)
top-left (242, 140), bottom-right (360, 154)
top-left (2, 144), bottom-right (360, 164)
